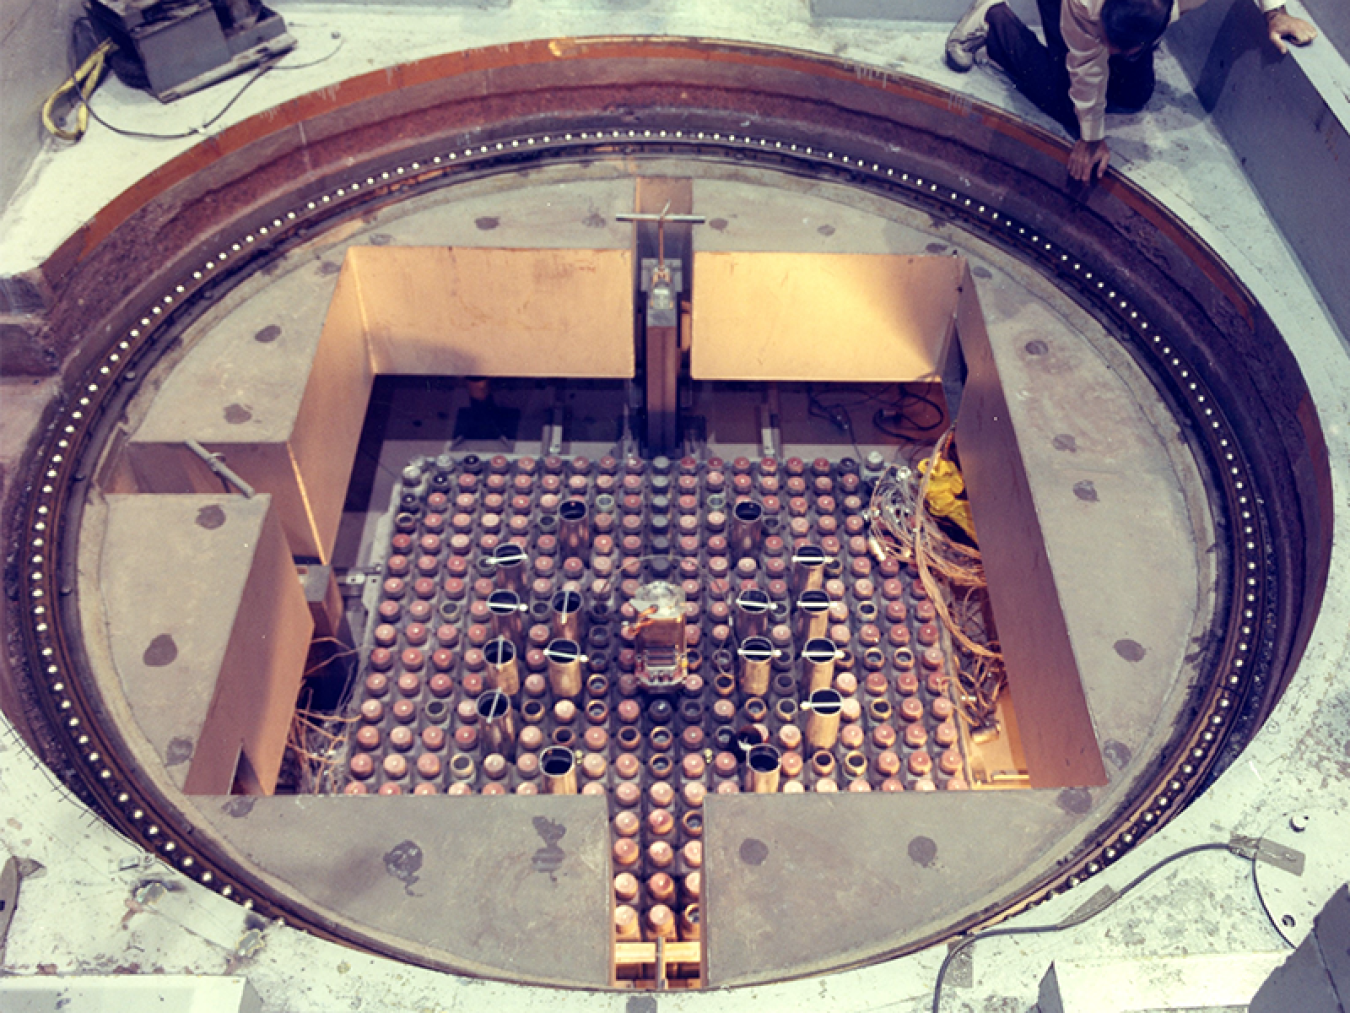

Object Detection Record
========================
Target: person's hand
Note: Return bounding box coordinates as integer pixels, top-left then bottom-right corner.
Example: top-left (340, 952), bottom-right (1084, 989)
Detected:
top-left (1266, 6), bottom-right (1318, 55)
top-left (1069, 139), bottom-right (1110, 182)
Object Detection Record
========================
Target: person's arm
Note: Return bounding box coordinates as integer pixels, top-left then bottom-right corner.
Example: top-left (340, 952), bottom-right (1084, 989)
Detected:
top-left (1062, 0), bottom-right (1112, 180)
top-left (1259, 2), bottom-right (1318, 54)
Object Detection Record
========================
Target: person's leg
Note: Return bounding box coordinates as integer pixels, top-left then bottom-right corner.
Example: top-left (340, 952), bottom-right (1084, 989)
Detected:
top-left (1105, 46), bottom-right (1156, 113)
top-left (1036, 0), bottom-right (1069, 59)
top-left (986, 2), bottom-right (1079, 136)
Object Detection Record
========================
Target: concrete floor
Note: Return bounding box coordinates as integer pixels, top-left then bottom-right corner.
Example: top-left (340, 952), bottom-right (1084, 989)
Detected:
top-left (2, 3), bottom-right (1349, 1012)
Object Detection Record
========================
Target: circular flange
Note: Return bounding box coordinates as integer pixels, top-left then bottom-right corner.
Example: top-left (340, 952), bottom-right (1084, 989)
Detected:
top-left (1255, 807), bottom-right (1350, 946)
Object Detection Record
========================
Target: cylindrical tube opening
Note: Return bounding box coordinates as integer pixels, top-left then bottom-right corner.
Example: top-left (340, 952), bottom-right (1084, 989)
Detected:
top-left (842, 749), bottom-right (868, 780)
top-left (493, 542), bottom-right (529, 594)
top-left (801, 636), bottom-right (839, 694)
top-left (558, 498), bottom-right (590, 558)
top-left (795, 589), bottom-right (831, 642)
top-left (681, 904), bottom-right (702, 941)
top-left (550, 588), bottom-right (585, 641)
top-left (483, 637), bottom-right (520, 696)
top-left (730, 499), bottom-right (764, 558)
top-left (746, 742), bottom-right (782, 794)
top-left (540, 745), bottom-right (578, 794)
top-left (450, 753), bottom-right (476, 780)
top-left (617, 725), bottom-right (642, 751)
top-left (476, 689), bottom-right (516, 759)
top-left (487, 589), bottom-right (524, 646)
top-left (545, 637), bottom-right (584, 699)
top-left (738, 634), bottom-right (774, 696)
top-left (735, 588), bottom-right (771, 641)
top-left (805, 687), bottom-right (843, 750)
top-left (792, 544), bottom-right (827, 594)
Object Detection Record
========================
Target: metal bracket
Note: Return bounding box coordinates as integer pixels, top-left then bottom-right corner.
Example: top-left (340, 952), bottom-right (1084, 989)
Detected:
top-left (758, 397), bottom-right (781, 461)
top-left (544, 405), bottom-right (566, 457)
top-left (1250, 808), bottom-right (1350, 946)
top-left (1231, 833), bottom-right (1307, 875)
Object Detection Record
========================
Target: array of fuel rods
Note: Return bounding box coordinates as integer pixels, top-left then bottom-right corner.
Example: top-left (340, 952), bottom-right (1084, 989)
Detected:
top-left (338, 450), bottom-right (971, 955)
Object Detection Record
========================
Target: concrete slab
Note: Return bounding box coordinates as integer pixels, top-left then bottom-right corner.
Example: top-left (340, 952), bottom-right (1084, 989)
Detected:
top-left (1039, 951), bottom-right (1287, 1012)
top-left (0, 976), bottom-right (261, 1013)
top-left (92, 494), bottom-right (313, 794)
top-left (195, 794), bottom-right (613, 986)
top-left (703, 790), bottom-right (1079, 985)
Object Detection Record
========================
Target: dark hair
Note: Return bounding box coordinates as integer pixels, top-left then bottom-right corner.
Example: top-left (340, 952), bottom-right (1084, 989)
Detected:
top-left (1101, 0), bottom-right (1173, 51)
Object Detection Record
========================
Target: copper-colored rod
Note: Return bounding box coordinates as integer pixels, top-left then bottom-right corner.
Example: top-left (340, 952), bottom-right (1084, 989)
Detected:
top-left (805, 688), bottom-right (843, 750)
top-left (746, 742), bottom-right (782, 793)
top-left (792, 544), bottom-right (827, 593)
top-left (540, 744), bottom-right (578, 794)
top-left (801, 637), bottom-right (839, 694)
top-left (544, 637), bottom-right (585, 699)
top-left (559, 498), bottom-right (591, 558)
top-left (738, 635), bottom-right (774, 696)
top-left (550, 588), bottom-right (585, 641)
top-left (483, 636), bottom-right (520, 696)
top-left (476, 689), bottom-right (517, 759)
top-left (492, 542), bottom-right (529, 595)
top-left (795, 589), bottom-right (831, 641)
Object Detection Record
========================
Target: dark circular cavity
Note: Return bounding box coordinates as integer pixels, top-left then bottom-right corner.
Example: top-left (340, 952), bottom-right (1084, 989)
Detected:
top-left (544, 638), bottom-right (580, 663)
top-left (738, 637), bottom-right (773, 661)
top-left (483, 640), bottom-right (516, 665)
top-left (540, 746), bottom-right (575, 776)
top-left (733, 501), bottom-right (763, 522)
top-left (476, 690), bottom-right (510, 722)
top-left (748, 744), bottom-right (781, 773)
top-left (808, 689), bottom-right (843, 715)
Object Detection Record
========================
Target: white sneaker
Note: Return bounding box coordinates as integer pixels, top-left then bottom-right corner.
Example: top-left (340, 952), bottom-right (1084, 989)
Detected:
top-left (946, 0), bottom-right (1005, 72)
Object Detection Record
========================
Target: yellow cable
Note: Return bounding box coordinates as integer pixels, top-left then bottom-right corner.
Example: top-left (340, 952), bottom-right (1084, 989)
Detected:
top-left (42, 39), bottom-right (115, 142)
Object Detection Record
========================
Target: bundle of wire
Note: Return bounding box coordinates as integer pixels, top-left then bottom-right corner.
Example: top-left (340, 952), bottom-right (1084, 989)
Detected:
top-left (868, 428), bottom-right (1006, 730)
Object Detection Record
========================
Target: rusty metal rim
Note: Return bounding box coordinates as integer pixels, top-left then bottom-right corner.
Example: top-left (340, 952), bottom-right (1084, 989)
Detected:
top-left (6, 36), bottom-right (1325, 987)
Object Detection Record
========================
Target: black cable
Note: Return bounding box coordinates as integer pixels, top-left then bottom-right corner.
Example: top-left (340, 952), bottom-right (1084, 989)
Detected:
top-left (73, 55), bottom-right (279, 140)
top-left (931, 841), bottom-right (1247, 1013)
top-left (873, 388), bottom-right (947, 437)
top-left (270, 32), bottom-right (345, 71)
top-left (807, 388), bottom-right (865, 463)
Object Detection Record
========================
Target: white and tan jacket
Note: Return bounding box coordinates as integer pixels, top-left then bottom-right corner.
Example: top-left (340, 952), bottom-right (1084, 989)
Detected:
top-left (1063, 0), bottom-right (1285, 141)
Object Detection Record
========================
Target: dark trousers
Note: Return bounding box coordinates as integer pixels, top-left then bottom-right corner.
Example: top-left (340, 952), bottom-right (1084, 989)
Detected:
top-left (986, 0), bottom-right (1156, 138)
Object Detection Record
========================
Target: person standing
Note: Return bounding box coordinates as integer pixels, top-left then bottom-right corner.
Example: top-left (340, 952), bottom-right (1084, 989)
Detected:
top-left (945, 0), bottom-right (1318, 181)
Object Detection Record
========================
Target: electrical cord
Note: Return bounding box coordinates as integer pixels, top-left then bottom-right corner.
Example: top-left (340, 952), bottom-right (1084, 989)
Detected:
top-left (872, 387), bottom-right (947, 437)
top-left (931, 840), bottom-right (1262, 1012)
top-left (41, 38), bottom-right (115, 140)
top-left (69, 53), bottom-right (281, 141)
top-left (807, 387), bottom-right (866, 463)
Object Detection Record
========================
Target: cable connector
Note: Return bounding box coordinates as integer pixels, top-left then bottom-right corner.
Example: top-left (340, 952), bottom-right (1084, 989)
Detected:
top-left (1229, 833), bottom-right (1305, 875)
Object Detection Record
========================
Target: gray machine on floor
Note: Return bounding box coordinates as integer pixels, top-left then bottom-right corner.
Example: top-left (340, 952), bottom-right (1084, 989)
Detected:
top-left (88, 0), bottom-right (295, 102)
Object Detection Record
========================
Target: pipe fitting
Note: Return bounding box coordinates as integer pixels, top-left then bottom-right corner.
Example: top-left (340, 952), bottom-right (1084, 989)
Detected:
top-left (482, 637), bottom-right (520, 696)
top-left (544, 637), bottom-right (585, 699)
top-left (746, 743), bottom-right (782, 793)
top-left (476, 689), bottom-right (517, 760)
top-left (737, 635), bottom-right (775, 696)
top-left (805, 688), bottom-right (843, 750)
top-left (540, 745), bottom-right (578, 794)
